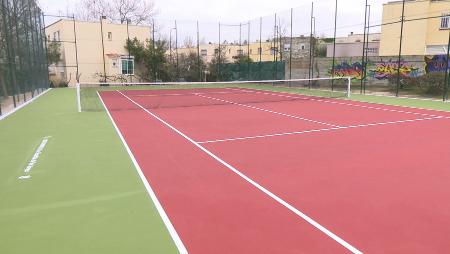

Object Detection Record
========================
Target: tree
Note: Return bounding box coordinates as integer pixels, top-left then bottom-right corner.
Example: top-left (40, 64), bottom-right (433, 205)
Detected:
top-left (276, 19), bottom-right (288, 61)
top-left (234, 54), bottom-right (253, 65)
top-left (207, 45), bottom-right (230, 81)
top-left (183, 36), bottom-right (194, 48)
top-left (178, 52), bottom-right (205, 82)
top-left (47, 41), bottom-right (62, 65)
top-left (126, 37), bottom-right (173, 81)
top-left (76, 0), bottom-right (156, 25)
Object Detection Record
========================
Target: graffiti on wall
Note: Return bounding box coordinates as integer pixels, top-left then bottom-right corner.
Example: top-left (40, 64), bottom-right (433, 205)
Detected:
top-left (425, 55), bottom-right (450, 73)
top-left (330, 61), bottom-right (364, 80)
top-left (369, 59), bottom-right (420, 80)
top-left (328, 56), bottom-right (450, 81)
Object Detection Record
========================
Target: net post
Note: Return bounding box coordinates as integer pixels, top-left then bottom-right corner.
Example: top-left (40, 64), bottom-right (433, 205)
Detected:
top-left (76, 83), bottom-right (81, 113)
top-left (347, 77), bottom-right (351, 98)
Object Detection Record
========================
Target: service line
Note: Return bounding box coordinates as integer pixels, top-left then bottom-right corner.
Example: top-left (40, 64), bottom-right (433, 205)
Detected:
top-left (227, 88), bottom-right (444, 118)
top-left (197, 116), bottom-right (444, 144)
top-left (196, 94), bottom-right (340, 128)
top-left (19, 136), bottom-right (51, 180)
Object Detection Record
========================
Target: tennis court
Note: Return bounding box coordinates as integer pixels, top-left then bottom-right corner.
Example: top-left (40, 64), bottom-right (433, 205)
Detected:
top-left (98, 86), bottom-right (450, 253)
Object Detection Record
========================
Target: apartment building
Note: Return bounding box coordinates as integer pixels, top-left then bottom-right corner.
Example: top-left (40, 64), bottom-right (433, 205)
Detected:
top-left (379, 0), bottom-right (450, 56)
top-left (46, 18), bottom-right (151, 86)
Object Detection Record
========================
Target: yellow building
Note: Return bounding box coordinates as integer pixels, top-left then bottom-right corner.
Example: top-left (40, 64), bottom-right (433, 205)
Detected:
top-left (379, 0), bottom-right (450, 56)
top-left (45, 18), bottom-right (151, 86)
top-left (174, 40), bottom-right (277, 64)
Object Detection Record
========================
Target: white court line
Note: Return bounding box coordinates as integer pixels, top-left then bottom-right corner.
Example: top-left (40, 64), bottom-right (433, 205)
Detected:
top-left (198, 116), bottom-right (444, 144)
top-left (18, 136), bottom-right (51, 180)
top-left (0, 89), bottom-right (52, 121)
top-left (97, 92), bottom-right (188, 254)
top-left (195, 94), bottom-right (340, 128)
top-left (227, 88), bottom-right (444, 118)
top-left (117, 90), bottom-right (363, 254)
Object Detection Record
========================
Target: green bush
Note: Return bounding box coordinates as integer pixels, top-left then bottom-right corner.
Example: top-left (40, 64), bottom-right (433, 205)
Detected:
top-left (388, 72), bottom-right (448, 96)
top-left (49, 77), bottom-right (69, 88)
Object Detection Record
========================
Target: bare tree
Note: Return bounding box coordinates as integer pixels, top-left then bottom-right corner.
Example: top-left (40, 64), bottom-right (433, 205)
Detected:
top-left (183, 36), bottom-right (194, 48)
top-left (76, 0), bottom-right (156, 25)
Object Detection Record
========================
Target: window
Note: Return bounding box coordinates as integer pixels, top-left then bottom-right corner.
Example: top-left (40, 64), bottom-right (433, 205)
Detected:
top-left (121, 57), bottom-right (134, 75)
top-left (53, 31), bottom-right (60, 41)
top-left (249, 49), bottom-right (253, 55)
top-left (426, 45), bottom-right (447, 55)
top-left (258, 47), bottom-right (262, 54)
top-left (201, 49), bottom-right (208, 57)
top-left (441, 13), bottom-right (450, 29)
top-left (270, 47), bottom-right (278, 55)
top-left (365, 48), bottom-right (378, 54)
top-left (108, 32), bottom-right (112, 41)
top-left (237, 49), bottom-right (244, 55)
top-left (284, 44), bottom-right (291, 52)
top-left (301, 44), bottom-right (306, 50)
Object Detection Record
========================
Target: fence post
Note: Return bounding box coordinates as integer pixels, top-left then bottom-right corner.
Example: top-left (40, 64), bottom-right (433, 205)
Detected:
top-left (395, 0), bottom-right (406, 97)
top-left (289, 8), bottom-right (293, 83)
top-left (259, 17), bottom-right (262, 80)
top-left (2, 0), bottom-right (18, 108)
top-left (197, 21), bottom-right (201, 82)
top-left (443, 29), bottom-right (450, 101)
top-left (28, 0), bottom-right (39, 95)
top-left (218, 22), bottom-right (221, 81)
top-left (247, 21), bottom-right (250, 81)
top-left (72, 14), bottom-right (80, 84)
top-left (360, 0), bottom-right (368, 94)
top-left (100, 16), bottom-right (107, 83)
top-left (364, 5), bottom-right (371, 94)
top-left (308, 2), bottom-right (314, 88)
top-left (13, 0), bottom-right (25, 102)
top-left (331, 0), bottom-right (338, 91)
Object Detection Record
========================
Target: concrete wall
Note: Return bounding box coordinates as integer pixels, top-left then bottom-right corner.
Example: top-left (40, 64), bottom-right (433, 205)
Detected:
top-left (285, 54), bottom-right (445, 84)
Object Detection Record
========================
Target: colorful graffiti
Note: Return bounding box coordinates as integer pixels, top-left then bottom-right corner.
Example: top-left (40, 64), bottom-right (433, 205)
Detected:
top-left (369, 59), bottom-right (420, 80)
top-left (425, 55), bottom-right (450, 73)
top-left (330, 61), bottom-right (364, 80)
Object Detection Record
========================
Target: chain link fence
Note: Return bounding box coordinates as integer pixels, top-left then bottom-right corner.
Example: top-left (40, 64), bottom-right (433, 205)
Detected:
top-left (0, 0), bottom-right (49, 117)
top-left (43, 0), bottom-right (450, 102)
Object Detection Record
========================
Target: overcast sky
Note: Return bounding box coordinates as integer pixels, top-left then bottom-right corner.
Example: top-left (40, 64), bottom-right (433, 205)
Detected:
top-left (39, 0), bottom-right (391, 42)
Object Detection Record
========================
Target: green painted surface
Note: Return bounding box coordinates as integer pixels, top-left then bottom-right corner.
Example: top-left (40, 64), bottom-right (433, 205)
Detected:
top-left (0, 89), bottom-right (179, 254)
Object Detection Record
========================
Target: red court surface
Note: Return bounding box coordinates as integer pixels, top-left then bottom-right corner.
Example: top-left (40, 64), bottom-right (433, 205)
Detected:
top-left (99, 88), bottom-right (450, 254)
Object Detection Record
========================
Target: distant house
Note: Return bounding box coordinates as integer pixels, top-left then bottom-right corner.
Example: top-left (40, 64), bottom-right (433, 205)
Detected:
top-left (45, 18), bottom-right (151, 86)
top-left (280, 36), bottom-right (313, 60)
top-left (379, 0), bottom-right (450, 56)
top-left (173, 40), bottom-right (278, 64)
top-left (326, 32), bottom-right (380, 58)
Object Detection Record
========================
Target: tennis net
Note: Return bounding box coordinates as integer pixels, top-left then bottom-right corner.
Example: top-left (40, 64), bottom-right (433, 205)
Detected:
top-left (77, 77), bottom-right (352, 112)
